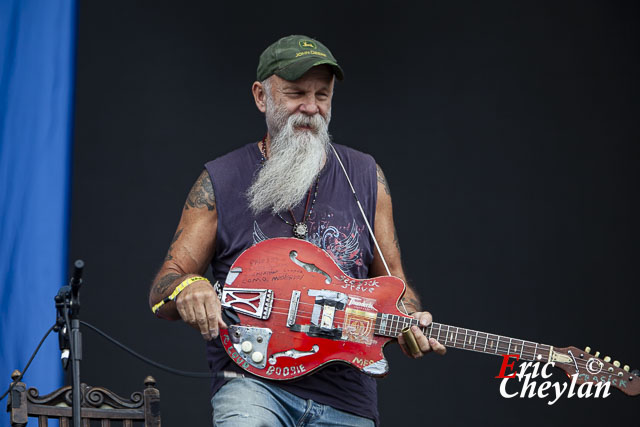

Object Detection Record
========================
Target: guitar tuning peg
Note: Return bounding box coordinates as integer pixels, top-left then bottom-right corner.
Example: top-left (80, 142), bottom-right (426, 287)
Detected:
top-left (594, 351), bottom-right (600, 358)
top-left (623, 365), bottom-right (630, 372)
top-left (585, 346), bottom-right (591, 353)
top-left (613, 361), bottom-right (620, 368)
top-left (604, 356), bottom-right (611, 363)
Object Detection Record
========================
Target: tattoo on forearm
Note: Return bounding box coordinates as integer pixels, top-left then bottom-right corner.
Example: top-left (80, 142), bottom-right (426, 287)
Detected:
top-left (153, 272), bottom-right (181, 295)
top-left (393, 226), bottom-right (401, 253)
top-left (376, 164), bottom-right (391, 196)
top-left (185, 170), bottom-right (215, 211)
top-left (402, 295), bottom-right (422, 312)
top-left (164, 228), bottom-right (183, 261)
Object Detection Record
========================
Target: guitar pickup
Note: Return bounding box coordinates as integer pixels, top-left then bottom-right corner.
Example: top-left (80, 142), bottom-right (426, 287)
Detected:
top-left (320, 305), bottom-right (335, 329)
top-left (286, 290), bottom-right (301, 328)
top-left (308, 290), bottom-right (347, 329)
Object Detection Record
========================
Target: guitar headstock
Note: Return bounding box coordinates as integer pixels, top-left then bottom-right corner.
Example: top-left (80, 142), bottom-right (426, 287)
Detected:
top-left (552, 346), bottom-right (640, 396)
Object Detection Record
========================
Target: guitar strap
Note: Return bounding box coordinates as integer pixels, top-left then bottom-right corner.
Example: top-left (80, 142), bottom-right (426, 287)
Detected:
top-left (329, 144), bottom-right (408, 314)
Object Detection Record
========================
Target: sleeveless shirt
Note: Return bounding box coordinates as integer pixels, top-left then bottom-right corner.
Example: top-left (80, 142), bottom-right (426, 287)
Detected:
top-left (204, 142), bottom-right (379, 422)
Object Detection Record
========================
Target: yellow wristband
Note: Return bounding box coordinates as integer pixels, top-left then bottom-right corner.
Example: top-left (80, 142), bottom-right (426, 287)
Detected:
top-left (152, 276), bottom-right (209, 314)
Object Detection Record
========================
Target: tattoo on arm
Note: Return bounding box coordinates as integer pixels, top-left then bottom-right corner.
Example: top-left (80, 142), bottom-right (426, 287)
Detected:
top-left (185, 170), bottom-right (215, 211)
top-left (153, 272), bottom-right (181, 295)
top-left (402, 294), bottom-right (422, 313)
top-left (376, 164), bottom-right (391, 196)
top-left (164, 228), bottom-right (183, 261)
top-left (393, 226), bottom-right (401, 253)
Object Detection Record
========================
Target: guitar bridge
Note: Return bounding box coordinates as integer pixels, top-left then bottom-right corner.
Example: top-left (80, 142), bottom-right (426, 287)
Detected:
top-left (221, 288), bottom-right (273, 320)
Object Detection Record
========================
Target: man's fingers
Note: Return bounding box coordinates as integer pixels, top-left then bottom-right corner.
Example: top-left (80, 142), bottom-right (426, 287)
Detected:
top-left (204, 297), bottom-right (225, 339)
top-left (416, 311), bottom-right (432, 327)
top-left (176, 298), bottom-right (193, 324)
top-left (397, 313), bottom-right (448, 359)
top-left (398, 327), bottom-right (427, 359)
top-left (192, 301), bottom-right (211, 340)
top-left (397, 332), bottom-right (411, 357)
top-left (429, 338), bottom-right (447, 356)
top-left (411, 325), bottom-right (432, 357)
top-left (175, 280), bottom-right (221, 340)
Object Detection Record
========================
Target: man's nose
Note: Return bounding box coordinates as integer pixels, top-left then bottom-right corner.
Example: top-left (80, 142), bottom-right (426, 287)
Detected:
top-left (298, 97), bottom-right (319, 115)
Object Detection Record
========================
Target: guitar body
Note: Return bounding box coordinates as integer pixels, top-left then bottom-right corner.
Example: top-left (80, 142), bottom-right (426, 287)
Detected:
top-left (219, 238), bottom-right (409, 380)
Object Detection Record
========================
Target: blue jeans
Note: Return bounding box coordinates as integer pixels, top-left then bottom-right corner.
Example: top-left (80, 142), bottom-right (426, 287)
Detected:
top-left (212, 378), bottom-right (375, 427)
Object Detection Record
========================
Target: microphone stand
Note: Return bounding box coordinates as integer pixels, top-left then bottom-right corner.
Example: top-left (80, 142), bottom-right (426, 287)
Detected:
top-left (54, 260), bottom-right (84, 427)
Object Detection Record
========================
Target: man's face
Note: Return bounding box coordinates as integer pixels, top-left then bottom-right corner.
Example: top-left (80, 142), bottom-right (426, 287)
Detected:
top-left (246, 66), bottom-right (335, 215)
top-left (266, 65), bottom-right (334, 132)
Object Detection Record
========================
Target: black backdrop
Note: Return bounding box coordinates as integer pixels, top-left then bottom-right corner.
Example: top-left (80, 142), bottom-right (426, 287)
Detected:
top-left (70, 1), bottom-right (639, 426)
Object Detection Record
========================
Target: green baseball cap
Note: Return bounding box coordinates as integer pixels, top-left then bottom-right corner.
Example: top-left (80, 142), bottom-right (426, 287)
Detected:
top-left (257, 35), bottom-right (344, 82)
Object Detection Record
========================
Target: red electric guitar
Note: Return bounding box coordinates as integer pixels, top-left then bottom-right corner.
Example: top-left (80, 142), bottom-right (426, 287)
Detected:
top-left (219, 238), bottom-right (639, 396)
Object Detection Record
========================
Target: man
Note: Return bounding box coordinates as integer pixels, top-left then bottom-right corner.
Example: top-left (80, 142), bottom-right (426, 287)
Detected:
top-left (149, 35), bottom-right (446, 426)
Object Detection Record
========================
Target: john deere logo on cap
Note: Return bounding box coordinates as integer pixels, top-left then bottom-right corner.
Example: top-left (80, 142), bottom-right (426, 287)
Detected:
top-left (299, 40), bottom-right (317, 49)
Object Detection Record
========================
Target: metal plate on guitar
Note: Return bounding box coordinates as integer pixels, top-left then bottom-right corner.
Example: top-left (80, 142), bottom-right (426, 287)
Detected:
top-left (228, 325), bottom-right (272, 370)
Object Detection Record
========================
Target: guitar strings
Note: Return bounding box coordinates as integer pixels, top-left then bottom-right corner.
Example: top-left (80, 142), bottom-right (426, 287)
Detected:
top-left (239, 308), bottom-right (552, 359)
top-left (242, 309), bottom-right (628, 373)
top-left (242, 298), bottom-right (559, 359)
top-left (247, 303), bottom-right (544, 351)
top-left (232, 305), bottom-right (623, 374)
top-left (239, 308), bottom-right (550, 361)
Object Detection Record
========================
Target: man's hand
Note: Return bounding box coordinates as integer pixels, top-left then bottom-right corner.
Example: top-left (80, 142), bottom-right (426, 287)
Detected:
top-left (397, 311), bottom-right (447, 358)
top-left (175, 279), bottom-right (227, 341)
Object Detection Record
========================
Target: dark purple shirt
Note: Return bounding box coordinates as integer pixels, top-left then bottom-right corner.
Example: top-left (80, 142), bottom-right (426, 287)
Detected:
top-left (205, 142), bottom-right (379, 422)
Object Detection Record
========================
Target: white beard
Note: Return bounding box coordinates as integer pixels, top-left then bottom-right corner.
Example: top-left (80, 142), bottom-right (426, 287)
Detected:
top-left (247, 95), bottom-right (331, 216)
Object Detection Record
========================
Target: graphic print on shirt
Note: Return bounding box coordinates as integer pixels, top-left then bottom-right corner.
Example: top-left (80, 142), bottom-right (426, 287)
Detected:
top-left (252, 216), bottom-right (364, 273)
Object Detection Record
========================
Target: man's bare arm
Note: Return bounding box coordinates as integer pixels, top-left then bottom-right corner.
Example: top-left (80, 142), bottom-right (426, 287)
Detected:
top-left (149, 170), bottom-right (225, 340)
top-left (369, 164), bottom-right (421, 312)
top-left (370, 164), bottom-right (446, 358)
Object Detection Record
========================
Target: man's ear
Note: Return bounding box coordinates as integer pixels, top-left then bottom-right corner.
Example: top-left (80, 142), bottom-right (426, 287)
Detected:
top-left (252, 81), bottom-right (267, 113)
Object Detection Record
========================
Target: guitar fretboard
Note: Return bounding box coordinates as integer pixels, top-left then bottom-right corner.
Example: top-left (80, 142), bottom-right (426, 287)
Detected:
top-left (374, 313), bottom-right (551, 362)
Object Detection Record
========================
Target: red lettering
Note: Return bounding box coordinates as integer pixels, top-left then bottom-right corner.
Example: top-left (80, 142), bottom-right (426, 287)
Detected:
top-left (495, 354), bottom-right (520, 378)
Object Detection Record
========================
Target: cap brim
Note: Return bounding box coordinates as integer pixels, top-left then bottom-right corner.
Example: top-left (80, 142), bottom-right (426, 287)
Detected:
top-left (276, 56), bottom-right (344, 82)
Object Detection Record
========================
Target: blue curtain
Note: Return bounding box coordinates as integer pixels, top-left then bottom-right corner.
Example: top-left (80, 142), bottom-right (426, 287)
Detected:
top-left (0, 1), bottom-right (77, 423)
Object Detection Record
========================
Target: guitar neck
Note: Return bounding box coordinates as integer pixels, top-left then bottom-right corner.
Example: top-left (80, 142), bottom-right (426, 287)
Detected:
top-left (375, 313), bottom-right (551, 362)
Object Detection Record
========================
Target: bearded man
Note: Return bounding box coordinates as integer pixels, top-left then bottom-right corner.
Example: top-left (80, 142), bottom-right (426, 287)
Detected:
top-left (149, 35), bottom-right (446, 426)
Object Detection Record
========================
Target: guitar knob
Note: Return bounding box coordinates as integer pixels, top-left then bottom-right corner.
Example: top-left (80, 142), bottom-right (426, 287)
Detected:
top-left (241, 341), bottom-right (253, 353)
top-left (623, 365), bottom-right (630, 372)
top-left (604, 356), bottom-right (611, 363)
top-left (585, 346), bottom-right (591, 353)
top-left (251, 351), bottom-right (264, 363)
top-left (631, 369), bottom-right (640, 377)
top-left (594, 351), bottom-right (600, 358)
top-left (613, 361), bottom-right (620, 368)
